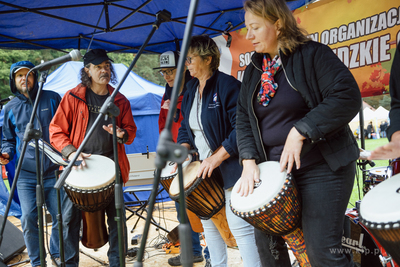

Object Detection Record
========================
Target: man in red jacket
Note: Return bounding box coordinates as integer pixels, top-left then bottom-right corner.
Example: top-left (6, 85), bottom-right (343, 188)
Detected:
top-left (49, 49), bottom-right (137, 267)
top-left (155, 51), bottom-right (211, 267)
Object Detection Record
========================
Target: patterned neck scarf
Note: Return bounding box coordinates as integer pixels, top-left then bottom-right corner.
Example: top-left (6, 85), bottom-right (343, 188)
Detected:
top-left (257, 54), bottom-right (282, 107)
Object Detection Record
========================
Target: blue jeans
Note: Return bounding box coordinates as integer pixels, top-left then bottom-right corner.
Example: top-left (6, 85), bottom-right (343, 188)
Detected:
top-left (175, 201), bottom-right (210, 259)
top-left (62, 189), bottom-right (127, 267)
top-left (256, 162), bottom-right (356, 267)
top-left (17, 171), bottom-right (60, 266)
top-left (201, 188), bottom-right (261, 267)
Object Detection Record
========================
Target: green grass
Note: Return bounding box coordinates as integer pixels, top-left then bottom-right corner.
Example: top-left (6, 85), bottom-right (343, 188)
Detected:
top-left (348, 138), bottom-right (391, 208)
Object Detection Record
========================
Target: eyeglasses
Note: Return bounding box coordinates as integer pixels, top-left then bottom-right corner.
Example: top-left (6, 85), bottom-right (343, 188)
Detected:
top-left (186, 55), bottom-right (198, 65)
top-left (159, 68), bottom-right (176, 76)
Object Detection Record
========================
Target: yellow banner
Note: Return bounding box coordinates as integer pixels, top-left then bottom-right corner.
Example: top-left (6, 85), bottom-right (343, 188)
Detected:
top-left (293, 0), bottom-right (400, 97)
top-left (217, 0), bottom-right (400, 97)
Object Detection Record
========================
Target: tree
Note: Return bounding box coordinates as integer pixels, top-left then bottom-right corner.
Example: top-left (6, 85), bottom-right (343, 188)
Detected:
top-left (109, 52), bottom-right (165, 86)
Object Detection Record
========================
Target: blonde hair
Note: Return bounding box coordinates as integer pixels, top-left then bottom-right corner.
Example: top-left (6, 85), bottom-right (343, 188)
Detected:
top-left (244, 0), bottom-right (309, 55)
top-left (189, 35), bottom-right (220, 72)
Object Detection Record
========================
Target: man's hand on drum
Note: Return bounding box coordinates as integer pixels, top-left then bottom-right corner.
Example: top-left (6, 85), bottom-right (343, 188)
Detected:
top-left (197, 146), bottom-right (230, 179)
top-left (280, 127), bottom-right (305, 174)
top-left (236, 159), bottom-right (260, 197)
top-left (102, 124), bottom-right (125, 139)
top-left (68, 152), bottom-right (91, 169)
top-left (0, 152), bottom-right (10, 165)
top-left (369, 131), bottom-right (400, 160)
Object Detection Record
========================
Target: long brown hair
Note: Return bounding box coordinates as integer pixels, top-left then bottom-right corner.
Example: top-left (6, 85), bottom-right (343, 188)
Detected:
top-left (244, 0), bottom-right (309, 55)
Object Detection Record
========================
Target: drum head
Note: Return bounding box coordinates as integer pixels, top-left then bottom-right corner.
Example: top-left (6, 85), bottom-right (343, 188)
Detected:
top-left (169, 161), bottom-right (200, 197)
top-left (65, 155), bottom-right (116, 189)
top-left (360, 173), bottom-right (400, 225)
top-left (160, 155), bottom-right (192, 179)
top-left (231, 161), bottom-right (287, 213)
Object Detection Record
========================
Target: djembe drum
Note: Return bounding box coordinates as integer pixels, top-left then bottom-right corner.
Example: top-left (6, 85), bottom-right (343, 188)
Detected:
top-left (169, 161), bottom-right (236, 247)
top-left (160, 155), bottom-right (192, 192)
top-left (64, 155), bottom-right (116, 249)
top-left (230, 161), bottom-right (310, 267)
top-left (360, 173), bottom-right (400, 266)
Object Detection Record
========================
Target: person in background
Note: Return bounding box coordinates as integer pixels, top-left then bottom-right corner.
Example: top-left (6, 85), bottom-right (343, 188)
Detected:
top-left (370, 42), bottom-right (400, 160)
top-left (49, 49), bottom-right (137, 267)
top-left (366, 121), bottom-right (374, 139)
top-left (236, 0), bottom-right (361, 266)
top-left (1, 61), bottom-right (62, 267)
top-left (155, 50), bottom-right (211, 267)
top-left (177, 35), bottom-right (261, 267)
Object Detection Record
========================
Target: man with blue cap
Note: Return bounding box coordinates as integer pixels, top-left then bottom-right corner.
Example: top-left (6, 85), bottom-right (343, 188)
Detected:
top-left (1, 61), bottom-right (62, 267)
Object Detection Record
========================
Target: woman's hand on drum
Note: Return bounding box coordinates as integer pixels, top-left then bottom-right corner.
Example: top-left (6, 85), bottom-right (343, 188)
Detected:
top-left (0, 152), bottom-right (10, 165)
top-left (102, 124), bottom-right (125, 139)
top-left (236, 159), bottom-right (260, 197)
top-left (68, 152), bottom-right (91, 169)
top-left (369, 131), bottom-right (400, 160)
top-left (280, 127), bottom-right (305, 173)
top-left (198, 146), bottom-right (230, 179)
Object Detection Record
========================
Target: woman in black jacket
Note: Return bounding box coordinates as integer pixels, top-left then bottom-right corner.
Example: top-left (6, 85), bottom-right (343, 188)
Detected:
top-left (235, 0), bottom-right (361, 266)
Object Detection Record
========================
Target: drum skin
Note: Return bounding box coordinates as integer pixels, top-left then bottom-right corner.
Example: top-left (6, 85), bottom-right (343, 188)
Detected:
top-left (230, 161), bottom-right (301, 236)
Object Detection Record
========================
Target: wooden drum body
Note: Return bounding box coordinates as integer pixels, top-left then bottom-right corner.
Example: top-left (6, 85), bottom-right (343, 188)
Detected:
top-left (169, 161), bottom-right (224, 220)
top-left (360, 173), bottom-right (400, 266)
top-left (169, 161), bottom-right (236, 246)
top-left (231, 161), bottom-right (301, 235)
top-left (64, 155), bottom-right (116, 249)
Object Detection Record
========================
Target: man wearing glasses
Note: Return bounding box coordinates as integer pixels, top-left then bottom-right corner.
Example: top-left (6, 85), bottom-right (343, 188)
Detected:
top-left (154, 51), bottom-right (211, 266)
top-left (155, 51), bottom-right (190, 142)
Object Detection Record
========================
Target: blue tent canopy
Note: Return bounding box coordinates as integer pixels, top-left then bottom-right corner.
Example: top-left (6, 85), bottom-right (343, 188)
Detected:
top-left (0, 0), bottom-right (307, 53)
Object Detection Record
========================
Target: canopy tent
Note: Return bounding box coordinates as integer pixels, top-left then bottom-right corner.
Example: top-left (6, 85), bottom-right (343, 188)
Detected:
top-left (0, 0), bottom-right (307, 53)
top-left (351, 107), bottom-right (389, 123)
top-left (374, 106), bottom-right (389, 121)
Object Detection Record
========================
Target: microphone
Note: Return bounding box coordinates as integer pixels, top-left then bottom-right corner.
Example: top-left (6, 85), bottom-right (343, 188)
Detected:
top-left (0, 96), bottom-right (14, 104)
top-left (31, 50), bottom-right (82, 71)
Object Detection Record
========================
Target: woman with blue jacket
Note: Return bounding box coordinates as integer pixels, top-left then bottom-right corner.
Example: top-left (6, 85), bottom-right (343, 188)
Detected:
top-left (177, 35), bottom-right (261, 267)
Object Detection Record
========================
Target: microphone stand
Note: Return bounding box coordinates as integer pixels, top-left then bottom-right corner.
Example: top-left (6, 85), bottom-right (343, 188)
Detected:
top-left (0, 70), bottom-right (53, 267)
top-left (54, 10), bottom-right (172, 267)
top-left (135, 0), bottom-right (199, 266)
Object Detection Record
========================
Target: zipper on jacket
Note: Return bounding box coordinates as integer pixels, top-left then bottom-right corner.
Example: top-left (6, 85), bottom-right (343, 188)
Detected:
top-left (250, 77), bottom-right (268, 161)
top-left (278, 50), bottom-right (299, 92)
